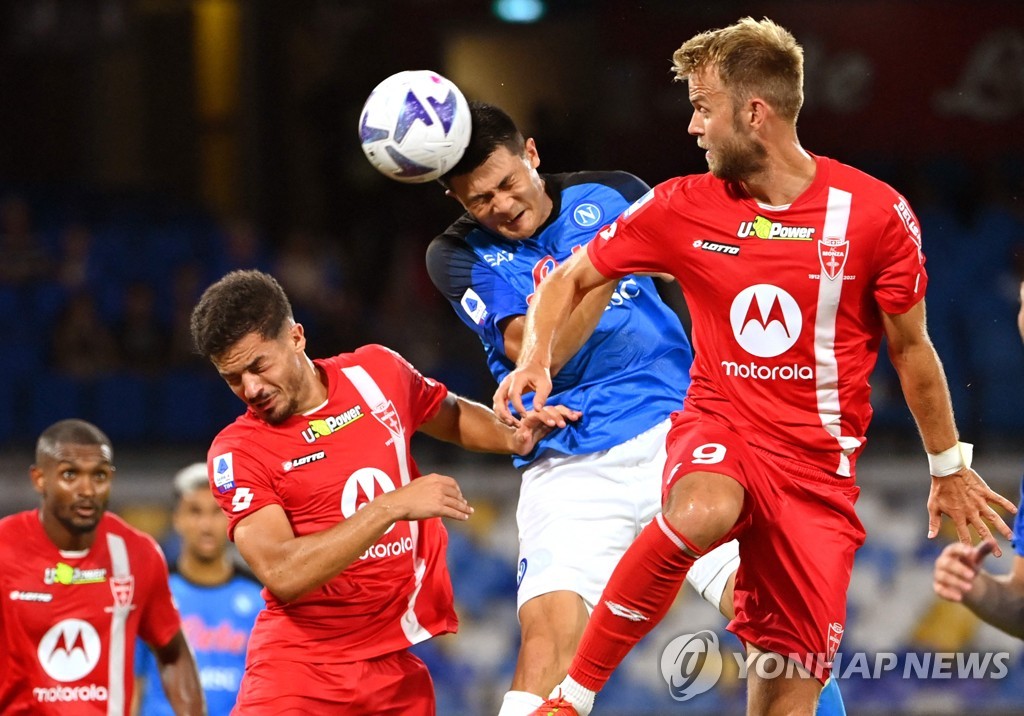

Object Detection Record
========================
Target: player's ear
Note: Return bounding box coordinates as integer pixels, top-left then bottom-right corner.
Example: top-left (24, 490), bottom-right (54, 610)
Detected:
top-left (289, 321), bottom-right (306, 353)
top-left (525, 138), bottom-right (540, 169)
top-left (29, 465), bottom-right (45, 495)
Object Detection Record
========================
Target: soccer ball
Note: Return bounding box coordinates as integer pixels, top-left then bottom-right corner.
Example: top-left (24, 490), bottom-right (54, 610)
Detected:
top-left (358, 70), bottom-right (471, 184)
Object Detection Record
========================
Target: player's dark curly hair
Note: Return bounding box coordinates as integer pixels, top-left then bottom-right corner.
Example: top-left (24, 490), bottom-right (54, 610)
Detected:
top-left (190, 269), bottom-right (294, 360)
top-left (439, 101), bottom-right (525, 188)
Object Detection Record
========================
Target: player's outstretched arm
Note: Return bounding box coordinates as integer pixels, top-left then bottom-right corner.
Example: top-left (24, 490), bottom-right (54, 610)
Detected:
top-left (418, 393), bottom-right (579, 455)
top-left (151, 630), bottom-right (205, 716)
top-left (494, 250), bottom-right (614, 422)
top-left (934, 541), bottom-right (1024, 638)
top-left (233, 476), bottom-right (472, 603)
top-left (881, 302), bottom-right (1017, 553)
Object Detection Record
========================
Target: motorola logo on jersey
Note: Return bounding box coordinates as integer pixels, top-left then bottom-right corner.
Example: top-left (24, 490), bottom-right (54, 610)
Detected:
top-left (571, 202), bottom-right (603, 228)
top-left (37, 618), bottom-right (102, 682)
top-left (729, 285), bottom-right (802, 358)
top-left (725, 285), bottom-right (813, 381)
top-left (341, 467), bottom-right (400, 537)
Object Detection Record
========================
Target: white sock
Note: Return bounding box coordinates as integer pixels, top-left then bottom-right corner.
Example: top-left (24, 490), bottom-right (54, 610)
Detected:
top-left (497, 690), bottom-right (544, 716)
top-left (552, 675), bottom-right (595, 716)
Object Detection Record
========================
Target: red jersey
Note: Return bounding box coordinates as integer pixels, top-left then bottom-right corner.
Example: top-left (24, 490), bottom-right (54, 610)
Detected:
top-left (0, 511), bottom-right (181, 715)
top-left (588, 154), bottom-right (926, 478)
top-left (208, 344), bottom-right (458, 664)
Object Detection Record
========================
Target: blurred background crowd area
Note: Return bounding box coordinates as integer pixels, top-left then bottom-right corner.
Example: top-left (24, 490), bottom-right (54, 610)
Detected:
top-left (1, 1), bottom-right (1023, 714)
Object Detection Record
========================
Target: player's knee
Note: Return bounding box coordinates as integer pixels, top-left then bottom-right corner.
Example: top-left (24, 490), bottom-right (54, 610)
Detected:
top-left (663, 478), bottom-right (743, 551)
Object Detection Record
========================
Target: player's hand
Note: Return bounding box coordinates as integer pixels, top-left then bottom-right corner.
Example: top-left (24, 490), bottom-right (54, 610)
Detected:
top-left (510, 405), bottom-right (582, 455)
top-left (493, 363), bottom-right (553, 425)
top-left (927, 468), bottom-right (1016, 557)
top-left (933, 540), bottom-right (995, 602)
top-left (384, 473), bottom-right (473, 522)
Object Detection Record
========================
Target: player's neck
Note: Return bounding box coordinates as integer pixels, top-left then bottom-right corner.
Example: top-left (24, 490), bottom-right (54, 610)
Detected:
top-left (40, 509), bottom-right (98, 552)
top-left (178, 551), bottom-right (233, 587)
top-left (740, 142), bottom-right (815, 207)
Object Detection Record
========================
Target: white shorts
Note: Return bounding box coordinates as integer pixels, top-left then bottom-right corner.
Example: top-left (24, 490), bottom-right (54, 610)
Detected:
top-left (516, 418), bottom-right (740, 613)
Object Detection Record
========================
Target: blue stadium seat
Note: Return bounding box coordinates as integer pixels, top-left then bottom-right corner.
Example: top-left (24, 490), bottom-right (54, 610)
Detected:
top-left (92, 373), bottom-right (153, 443)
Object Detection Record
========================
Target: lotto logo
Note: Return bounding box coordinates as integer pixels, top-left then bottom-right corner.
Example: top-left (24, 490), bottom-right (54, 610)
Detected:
top-left (231, 487), bottom-right (254, 513)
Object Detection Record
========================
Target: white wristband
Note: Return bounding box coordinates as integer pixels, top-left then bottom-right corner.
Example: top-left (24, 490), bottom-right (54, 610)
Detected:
top-left (927, 441), bottom-right (974, 477)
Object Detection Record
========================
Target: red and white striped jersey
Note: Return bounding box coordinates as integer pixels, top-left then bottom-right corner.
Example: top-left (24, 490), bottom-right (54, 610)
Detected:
top-left (208, 343), bottom-right (458, 664)
top-left (0, 511), bottom-right (181, 715)
top-left (588, 154), bottom-right (926, 478)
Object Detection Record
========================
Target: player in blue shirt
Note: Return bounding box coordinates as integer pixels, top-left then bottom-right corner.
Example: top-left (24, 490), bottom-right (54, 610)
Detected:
top-left (133, 463), bottom-right (262, 716)
top-left (428, 101), bottom-right (819, 716)
top-left (933, 282), bottom-right (1024, 638)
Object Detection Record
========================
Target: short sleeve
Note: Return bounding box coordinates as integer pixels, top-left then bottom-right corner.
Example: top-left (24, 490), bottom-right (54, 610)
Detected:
top-left (208, 440), bottom-right (279, 540)
top-left (356, 344), bottom-right (449, 428)
top-left (425, 233), bottom-right (526, 354)
top-left (587, 185), bottom-right (672, 279)
top-left (873, 194), bottom-right (928, 315)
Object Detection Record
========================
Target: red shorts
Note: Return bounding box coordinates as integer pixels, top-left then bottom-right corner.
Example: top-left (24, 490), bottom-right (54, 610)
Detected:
top-left (232, 649), bottom-right (435, 715)
top-left (664, 409), bottom-right (865, 681)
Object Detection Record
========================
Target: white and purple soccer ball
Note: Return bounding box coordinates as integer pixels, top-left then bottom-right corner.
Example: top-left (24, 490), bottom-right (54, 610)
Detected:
top-left (358, 70), bottom-right (471, 184)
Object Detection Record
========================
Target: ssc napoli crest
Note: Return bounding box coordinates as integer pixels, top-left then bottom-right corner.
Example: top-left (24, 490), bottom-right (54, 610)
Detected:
top-left (571, 202), bottom-right (603, 228)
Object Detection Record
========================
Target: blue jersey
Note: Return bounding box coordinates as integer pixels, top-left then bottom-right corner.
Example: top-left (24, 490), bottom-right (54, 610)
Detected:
top-left (135, 569), bottom-right (261, 715)
top-left (426, 171), bottom-right (693, 468)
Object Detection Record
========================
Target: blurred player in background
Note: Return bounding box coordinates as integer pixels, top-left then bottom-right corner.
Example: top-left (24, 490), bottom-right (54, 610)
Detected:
top-left (189, 269), bottom-right (578, 714)
top-left (134, 462), bottom-right (262, 714)
top-left (932, 280), bottom-right (1024, 638)
top-left (429, 101), bottom-right (844, 715)
top-left (0, 419), bottom-right (204, 715)
top-left (495, 17), bottom-right (1017, 715)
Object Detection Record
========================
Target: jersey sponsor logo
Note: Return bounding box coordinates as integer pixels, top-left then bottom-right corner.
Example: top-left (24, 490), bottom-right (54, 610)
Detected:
top-left (693, 239), bottom-right (741, 255)
top-left (622, 188), bottom-right (654, 219)
top-left (571, 202), bottom-right (603, 228)
top-left (282, 450), bottom-right (326, 472)
top-left (10, 590), bottom-right (53, 602)
top-left (737, 216), bottom-right (816, 241)
top-left (721, 361), bottom-right (813, 380)
top-left (181, 614), bottom-right (248, 654)
top-left (44, 564), bottom-right (106, 586)
top-left (360, 536), bottom-right (413, 560)
top-left (33, 683), bottom-right (108, 704)
top-left (213, 453), bottom-right (235, 494)
top-left (604, 600), bottom-right (649, 622)
top-left (483, 249), bottom-right (514, 266)
top-left (818, 237), bottom-right (849, 280)
top-left (893, 197), bottom-right (921, 242)
top-left (598, 221), bottom-right (618, 241)
top-left (729, 285), bottom-right (802, 358)
top-left (459, 287), bottom-right (488, 325)
top-left (37, 618), bottom-right (102, 682)
top-left (301, 405), bottom-right (365, 443)
top-left (341, 467), bottom-right (399, 534)
top-left (231, 487), bottom-right (254, 512)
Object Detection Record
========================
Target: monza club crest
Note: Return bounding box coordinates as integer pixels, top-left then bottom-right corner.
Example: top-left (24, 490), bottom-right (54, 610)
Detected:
top-left (818, 237), bottom-right (849, 280)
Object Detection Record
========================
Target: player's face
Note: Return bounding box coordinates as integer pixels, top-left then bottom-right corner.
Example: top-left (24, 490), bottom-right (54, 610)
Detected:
top-left (174, 487), bottom-right (228, 563)
top-left (31, 442), bottom-right (114, 545)
top-left (687, 66), bottom-right (767, 182)
top-left (213, 323), bottom-right (319, 425)
top-left (447, 138), bottom-right (553, 240)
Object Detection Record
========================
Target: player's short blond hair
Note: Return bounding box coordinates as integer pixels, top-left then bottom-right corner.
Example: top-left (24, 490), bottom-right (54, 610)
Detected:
top-left (672, 16), bottom-right (804, 122)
